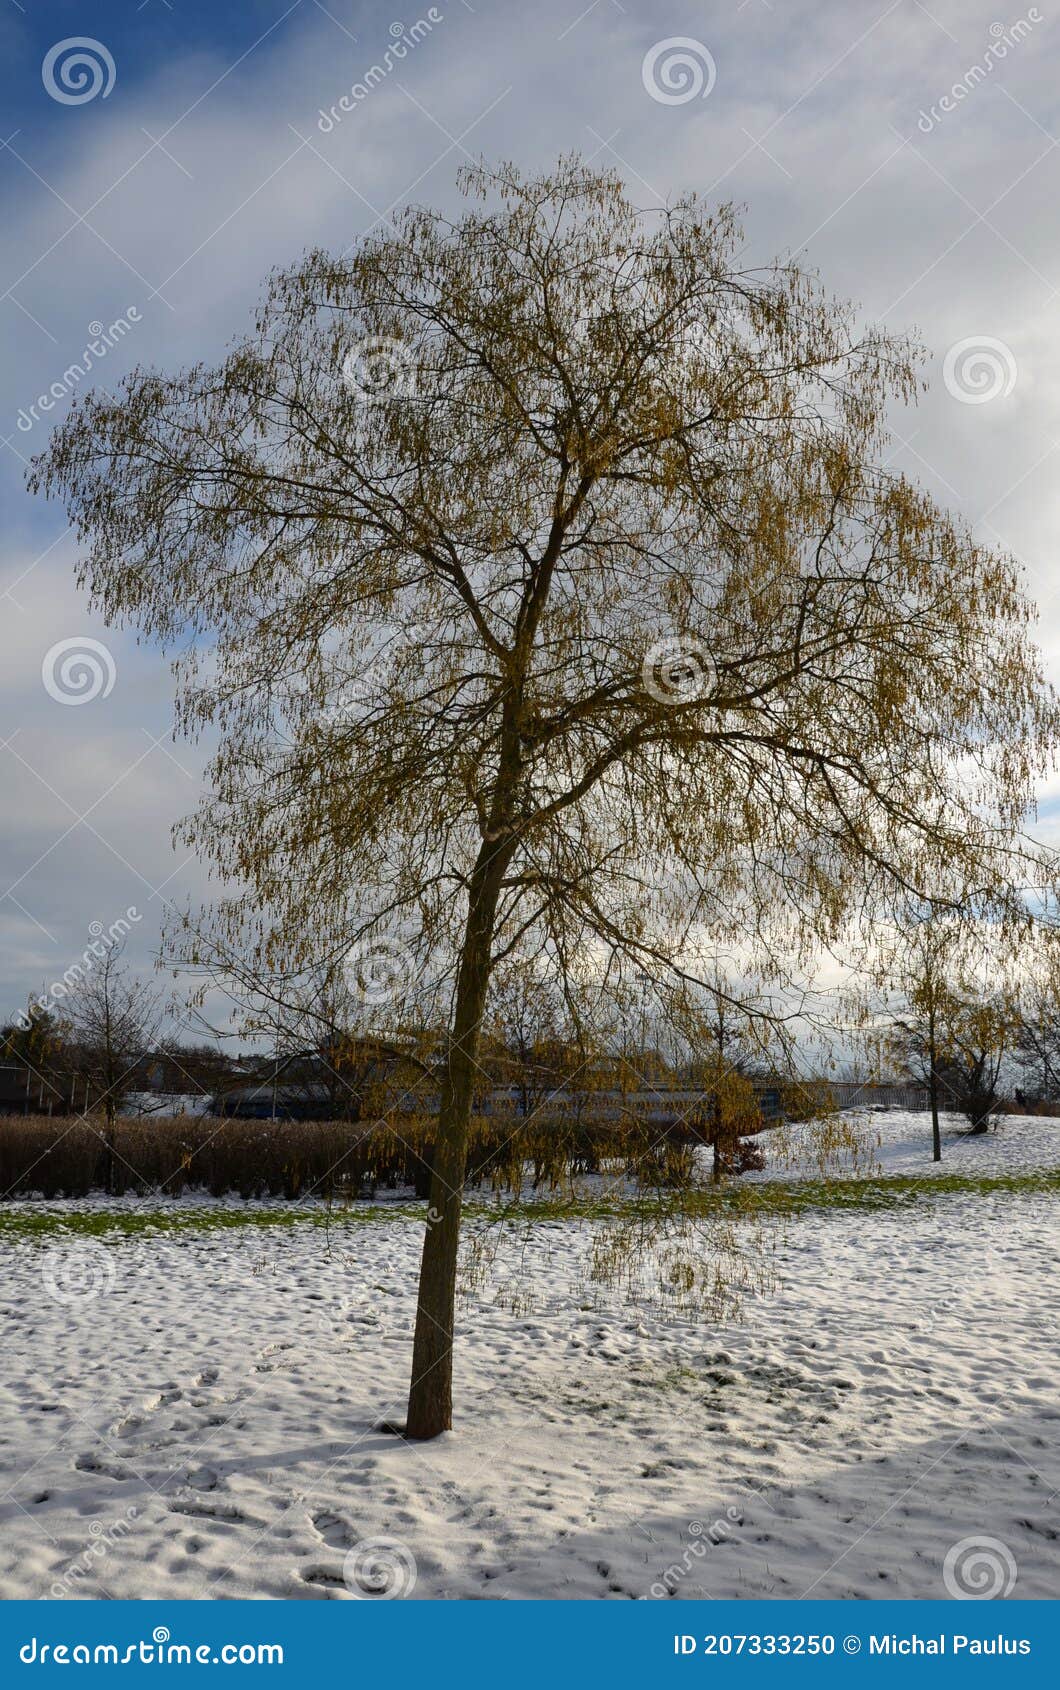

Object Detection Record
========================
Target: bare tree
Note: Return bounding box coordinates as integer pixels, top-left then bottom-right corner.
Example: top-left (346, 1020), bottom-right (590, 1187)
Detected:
top-left (942, 995), bottom-right (1018, 1135)
top-left (33, 157), bottom-right (1060, 1436)
top-left (884, 918), bottom-right (958, 1162)
top-left (884, 918), bottom-right (1021, 1148)
top-left (1012, 946), bottom-right (1060, 1106)
top-left (60, 948), bottom-right (166, 1192)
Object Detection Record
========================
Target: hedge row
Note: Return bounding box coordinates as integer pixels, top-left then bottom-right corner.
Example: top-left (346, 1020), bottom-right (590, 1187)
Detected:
top-left (0, 1108), bottom-right (756, 1199)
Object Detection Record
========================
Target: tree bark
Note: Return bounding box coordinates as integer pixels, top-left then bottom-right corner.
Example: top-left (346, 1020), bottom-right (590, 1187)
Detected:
top-left (99, 1094), bottom-right (117, 1195)
top-left (929, 1014), bottom-right (942, 1163)
top-left (404, 839), bottom-right (510, 1439)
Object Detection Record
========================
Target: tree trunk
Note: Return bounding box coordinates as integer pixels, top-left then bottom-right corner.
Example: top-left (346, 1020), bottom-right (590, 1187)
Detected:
top-left (404, 841), bottom-right (509, 1440)
top-left (99, 1100), bottom-right (116, 1196)
top-left (929, 1020), bottom-right (941, 1163)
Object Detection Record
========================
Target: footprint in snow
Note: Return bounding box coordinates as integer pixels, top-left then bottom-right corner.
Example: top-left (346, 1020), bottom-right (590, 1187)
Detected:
top-left (169, 1499), bottom-right (263, 1526)
top-left (74, 1452), bottom-right (132, 1482)
top-left (184, 1464), bottom-right (222, 1492)
top-left (310, 1510), bottom-right (357, 1550)
top-left (298, 1565), bottom-right (348, 1593)
top-left (143, 1388), bottom-right (182, 1412)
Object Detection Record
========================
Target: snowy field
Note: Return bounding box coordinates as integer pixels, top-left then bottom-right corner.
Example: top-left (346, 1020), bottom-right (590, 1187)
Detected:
top-left (0, 1111), bottom-right (1057, 1601)
top-left (759, 1104), bottom-right (1060, 1181)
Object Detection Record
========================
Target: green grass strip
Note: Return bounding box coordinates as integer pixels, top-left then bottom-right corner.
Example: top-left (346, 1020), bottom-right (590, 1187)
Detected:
top-left (1, 1166), bottom-right (1057, 1244)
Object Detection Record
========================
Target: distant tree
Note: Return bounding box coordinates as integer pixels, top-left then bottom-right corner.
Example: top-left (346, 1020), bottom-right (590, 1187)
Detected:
top-left (1, 1003), bottom-right (71, 1111)
top-left (1013, 1004), bottom-right (1060, 1104)
top-left (484, 961), bottom-right (588, 1124)
top-left (1012, 950), bottom-right (1060, 1106)
top-left (33, 157), bottom-right (1060, 1437)
top-left (2, 1002), bottom-right (63, 1078)
top-left (247, 962), bottom-right (423, 1122)
top-left (154, 1038), bottom-right (238, 1103)
top-left (885, 919), bottom-right (958, 1161)
top-left (885, 919), bottom-right (1019, 1147)
top-left (942, 995), bottom-right (1018, 1135)
top-left (667, 979), bottom-right (769, 1182)
top-left (59, 949), bottom-right (166, 1192)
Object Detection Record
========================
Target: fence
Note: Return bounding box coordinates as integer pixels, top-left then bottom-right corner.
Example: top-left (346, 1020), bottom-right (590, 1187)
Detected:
top-left (828, 1080), bottom-right (929, 1111)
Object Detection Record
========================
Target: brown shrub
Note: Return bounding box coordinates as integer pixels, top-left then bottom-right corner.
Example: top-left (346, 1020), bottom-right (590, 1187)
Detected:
top-left (0, 1113), bottom-right (434, 1200)
top-left (0, 1105), bottom-right (765, 1200)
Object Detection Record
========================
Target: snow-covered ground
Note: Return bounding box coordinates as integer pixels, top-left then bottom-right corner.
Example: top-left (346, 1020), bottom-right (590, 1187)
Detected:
top-left (760, 1105), bottom-right (1060, 1181)
top-left (0, 1112), bottom-right (1057, 1601)
top-left (120, 1091), bottom-right (213, 1118)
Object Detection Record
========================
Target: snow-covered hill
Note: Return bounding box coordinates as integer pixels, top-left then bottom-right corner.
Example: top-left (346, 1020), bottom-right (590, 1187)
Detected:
top-left (758, 1106), bottom-right (1060, 1181)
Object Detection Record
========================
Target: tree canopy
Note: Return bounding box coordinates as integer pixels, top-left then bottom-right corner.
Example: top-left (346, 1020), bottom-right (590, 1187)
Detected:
top-left (31, 155), bottom-right (1060, 1435)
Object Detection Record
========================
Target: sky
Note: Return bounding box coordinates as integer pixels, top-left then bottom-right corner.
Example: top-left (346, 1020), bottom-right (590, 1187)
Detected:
top-left (2, 0), bottom-right (1060, 1036)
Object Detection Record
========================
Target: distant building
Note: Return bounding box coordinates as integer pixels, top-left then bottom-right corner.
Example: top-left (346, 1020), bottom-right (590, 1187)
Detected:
top-left (0, 1063), bottom-right (86, 1116)
top-left (213, 1075), bottom-right (784, 1127)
